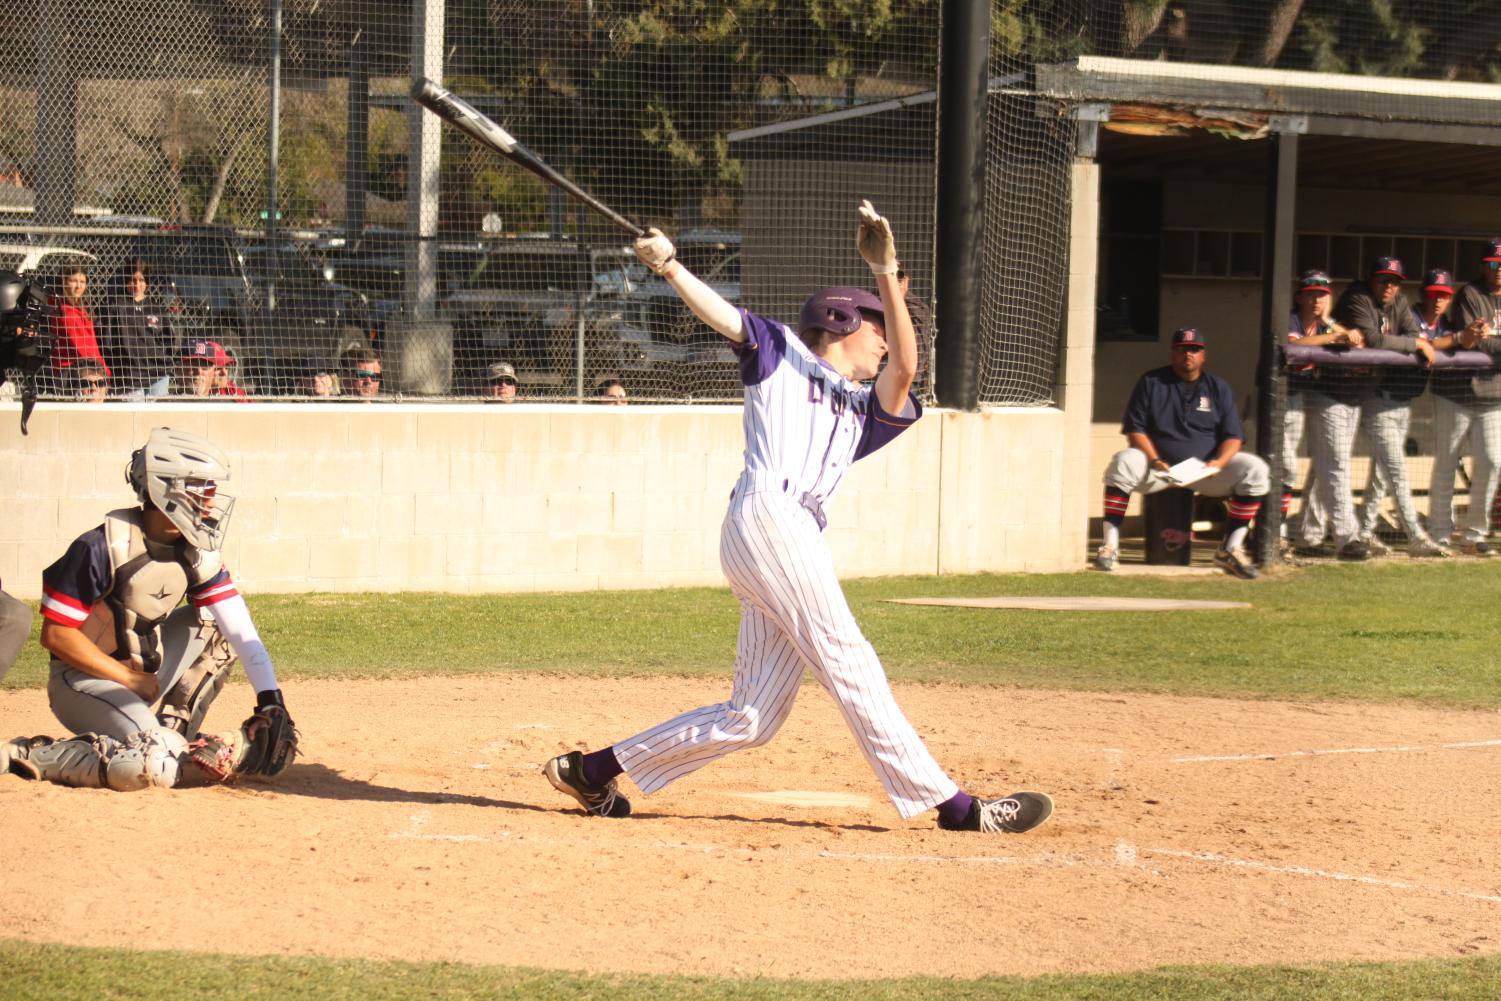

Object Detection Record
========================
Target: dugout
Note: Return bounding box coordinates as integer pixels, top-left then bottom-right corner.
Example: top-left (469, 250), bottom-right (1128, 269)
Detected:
top-left (1036, 57), bottom-right (1501, 534)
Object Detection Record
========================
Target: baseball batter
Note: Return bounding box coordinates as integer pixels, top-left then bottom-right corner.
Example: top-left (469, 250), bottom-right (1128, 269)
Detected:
top-left (1, 428), bottom-right (297, 789)
top-left (543, 202), bottom-right (1053, 834)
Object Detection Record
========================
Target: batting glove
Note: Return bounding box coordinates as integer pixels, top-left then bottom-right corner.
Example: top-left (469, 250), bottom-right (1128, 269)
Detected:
top-left (857, 199), bottom-right (899, 275)
top-left (634, 228), bottom-right (679, 279)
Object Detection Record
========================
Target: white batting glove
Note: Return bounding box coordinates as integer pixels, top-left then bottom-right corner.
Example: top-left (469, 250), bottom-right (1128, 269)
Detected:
top-left (634, 227), bottom-right (679, 279)
top-left (856, 199), bottom-right (899, 275)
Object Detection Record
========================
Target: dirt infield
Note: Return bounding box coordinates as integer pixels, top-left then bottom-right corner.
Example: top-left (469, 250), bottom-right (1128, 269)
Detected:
top-left (3, 675), bottom-right (1499, 978)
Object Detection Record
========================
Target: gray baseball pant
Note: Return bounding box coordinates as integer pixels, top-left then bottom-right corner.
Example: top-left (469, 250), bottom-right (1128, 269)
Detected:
top-left (1300, 392), bottom-right (1361, 547)
top-left (1357, 393), bottom-right (1425, 540)
top-left (46, 605), bottom-right (213, 740)
top-left (0, 589), bottom-right (33, 686)
top-left (1429, 395), bottom-right (1501, 544)
top-left (1104, 448), bottom-right (1271, 499)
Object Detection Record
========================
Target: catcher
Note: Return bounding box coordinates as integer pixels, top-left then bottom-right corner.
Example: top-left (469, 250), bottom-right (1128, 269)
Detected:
top-left (0, 428), bottom-right (297, 790)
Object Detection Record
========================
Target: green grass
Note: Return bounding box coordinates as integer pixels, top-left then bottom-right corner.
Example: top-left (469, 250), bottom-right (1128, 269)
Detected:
top-left (1, 942), bottom-right (1498, 1001)
top-left (6, 561), bottom-right (1501, 707)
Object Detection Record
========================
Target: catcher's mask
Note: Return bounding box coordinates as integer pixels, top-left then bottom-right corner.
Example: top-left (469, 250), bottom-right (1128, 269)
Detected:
top-left (126, 427), bottom-right (235, 551)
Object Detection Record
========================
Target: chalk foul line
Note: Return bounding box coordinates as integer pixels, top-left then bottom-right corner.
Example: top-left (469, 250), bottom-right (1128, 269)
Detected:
top-left (1169, 738), bottom-right (1501, 764)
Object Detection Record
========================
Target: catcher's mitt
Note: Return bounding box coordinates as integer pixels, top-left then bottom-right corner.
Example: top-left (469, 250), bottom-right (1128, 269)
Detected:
top-left (186, 690), bottom-right (297, 782)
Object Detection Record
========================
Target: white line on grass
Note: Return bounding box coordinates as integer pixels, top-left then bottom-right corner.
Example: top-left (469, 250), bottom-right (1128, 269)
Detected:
top-left (1169, 738), bottom-right (1501, 764)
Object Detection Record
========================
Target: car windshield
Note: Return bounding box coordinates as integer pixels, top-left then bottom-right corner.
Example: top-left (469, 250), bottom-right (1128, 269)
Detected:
top-left (138, 236), bottom-right (241, 277)
top-left (0, 253), bottom-right (24, 271)
top-left (464, 249), bottom-right (590, 292)
top-left (242, 247), bottom-right (327, 285)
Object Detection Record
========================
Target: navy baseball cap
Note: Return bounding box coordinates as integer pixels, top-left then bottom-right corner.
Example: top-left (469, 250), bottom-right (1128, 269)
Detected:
top-left (1423, 269), bottom-right (1456, 295)
top-left (1482, 238), bottom-right (1501, 263)
top-left (1171, 327), bottom-right (1206, 348)
top-left (1297, 269), bottom-right (1332, 294)
top-left (1369, 256), bottom-right (1406, 280)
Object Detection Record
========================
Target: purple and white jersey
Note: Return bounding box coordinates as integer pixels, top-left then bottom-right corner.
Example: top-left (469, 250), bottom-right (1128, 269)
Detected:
top-left (732, 308), bottom-right (921, 515)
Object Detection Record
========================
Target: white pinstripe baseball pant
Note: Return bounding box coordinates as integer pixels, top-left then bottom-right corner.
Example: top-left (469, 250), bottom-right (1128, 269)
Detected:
top-left (612, 486), bottom-right (959, 820)
top-left (1299, 392), bottom-right (1361, 547)
top-left (1357, 394), bottom-right (1424, 539)
top-left (1428, 395), bottom-right (1501, 544)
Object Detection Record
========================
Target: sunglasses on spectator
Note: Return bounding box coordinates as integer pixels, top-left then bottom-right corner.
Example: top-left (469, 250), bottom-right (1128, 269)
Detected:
top-left (1487, 261), bottom-right (1501, 269)
top-left (352, 370), bottom-right (382, 381)
top-left (490, 376), bottom-right (518, 387)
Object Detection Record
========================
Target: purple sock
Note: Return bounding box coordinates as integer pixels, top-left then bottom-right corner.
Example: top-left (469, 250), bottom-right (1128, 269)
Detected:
top-left (580, 747), bottom-right (623, 788)
top-left (936, 791), bottom-right (974, 828)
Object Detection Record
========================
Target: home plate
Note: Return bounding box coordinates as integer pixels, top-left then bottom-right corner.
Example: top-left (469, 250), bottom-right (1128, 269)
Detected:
top-left (732, 790), bottom-right (874, 808)
top-left (889, 597), bottom-right (1251, 611)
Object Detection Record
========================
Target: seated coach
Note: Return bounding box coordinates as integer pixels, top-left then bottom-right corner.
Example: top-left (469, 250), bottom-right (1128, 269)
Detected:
top-left (1096, 326), bottom-right (1271, 579)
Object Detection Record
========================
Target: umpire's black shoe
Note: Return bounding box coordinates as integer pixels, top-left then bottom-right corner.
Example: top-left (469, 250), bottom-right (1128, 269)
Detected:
top-left (939, 792), bottom-right (1054, 834)
top-left (1291, 542), bottom-right (1335, 558)
top-left (544, 751), bottom-right (631, 818)
top-left (1336, 539), bottom-right (1373, 561)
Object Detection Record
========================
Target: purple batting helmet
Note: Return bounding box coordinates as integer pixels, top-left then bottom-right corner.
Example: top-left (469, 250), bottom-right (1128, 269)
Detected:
top-left (798, 287), bottom-right (884, 339)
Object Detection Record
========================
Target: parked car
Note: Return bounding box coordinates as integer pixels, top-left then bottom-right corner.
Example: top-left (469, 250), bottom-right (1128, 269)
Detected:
top-left (126, 226), bottom-right (369, 390)
top-left (0, 244), bottom-right (98, 293)
top-left (441, 240), bottom-right (637, 391)
top-left (610, 231), bottom-right (742, 399)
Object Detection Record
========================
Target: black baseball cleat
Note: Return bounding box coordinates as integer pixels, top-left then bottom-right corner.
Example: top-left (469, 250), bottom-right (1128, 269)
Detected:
top-left (1213, 546), bottom-right (1259, 579)
top-left (939, 792), bottom-right (1054, 834)
top-left (544, 751), bottom-right (631, 818)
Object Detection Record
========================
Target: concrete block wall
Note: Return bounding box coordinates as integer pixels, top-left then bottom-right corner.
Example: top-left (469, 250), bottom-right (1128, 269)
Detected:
top-left (0, 400), bottom-right (1085, 598)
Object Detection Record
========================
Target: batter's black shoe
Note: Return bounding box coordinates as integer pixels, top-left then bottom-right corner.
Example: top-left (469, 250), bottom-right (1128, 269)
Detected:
top-left (1337, 539), bottom-right (1373, 561)
top-left (939, 792), bottom-right (1054, 834)
top-left (544, 751), bottom-right (631, 818)
top-left (1291, 542), bottom-right (1336, 559)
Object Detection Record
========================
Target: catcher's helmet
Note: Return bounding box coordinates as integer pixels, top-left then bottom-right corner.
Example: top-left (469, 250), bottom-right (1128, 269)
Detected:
top-left (798, 286), bottom-right (884, 339)
top-left (126, 427), bottom-right (235, 551)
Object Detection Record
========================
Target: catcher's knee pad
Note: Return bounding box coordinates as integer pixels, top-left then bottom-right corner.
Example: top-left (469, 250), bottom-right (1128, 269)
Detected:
top-left (157, 622), bottom-right (235, 738)
top-left (104, 728), bottom-right (190, 790)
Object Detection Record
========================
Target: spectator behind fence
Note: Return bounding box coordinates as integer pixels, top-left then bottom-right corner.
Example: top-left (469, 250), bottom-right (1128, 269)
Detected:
top-left (1352, 269), bottom-right (1455, 558)
top-left (482, 361), bottom-right (518, 403)
top-left (174, 339), bottom-right (247, 400)
top-left (1281, 269), bottom-right (1363, 548)
top-left (47, 263), bottom-right (109, 394)
top-left (299, 355), bottom-right (340, 398)
top-left (342, 345), bottom-right (383, 400)
top-left (1428, 238), bottom-right (1501, 556)
top-left (103, 259), bottom-right (174, 399)
top-left (1096, 326), bottom-right (1270, 580)
top-left (595, 377), bottom-right (627, 405)
top-left (72, 358), bottom-right (109, 404)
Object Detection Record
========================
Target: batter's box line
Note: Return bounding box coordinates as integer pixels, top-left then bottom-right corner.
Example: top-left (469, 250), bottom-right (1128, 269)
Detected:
top-left (1144, 846), bottom-right (1501, 906)
top-left (1167, 737), bottom-right (1501, 764)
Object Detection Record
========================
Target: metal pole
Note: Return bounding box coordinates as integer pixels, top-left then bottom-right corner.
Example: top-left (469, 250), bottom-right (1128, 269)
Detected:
top-left (933, 0), bottom-right (990, 411)
top-left (346, 28), bottom-right (369, 240)
top-left (1255, 129), bottom-right (1299, 564)
top-left (266, 0), bottom-right (283, 321)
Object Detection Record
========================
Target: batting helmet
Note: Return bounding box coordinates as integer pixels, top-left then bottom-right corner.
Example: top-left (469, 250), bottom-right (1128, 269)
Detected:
top-left (798, 287), bottom-right (884, 339)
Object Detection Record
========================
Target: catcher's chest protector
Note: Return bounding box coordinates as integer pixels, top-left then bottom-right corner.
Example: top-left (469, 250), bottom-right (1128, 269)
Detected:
top-left (79, 509), bottom-right (222, 674)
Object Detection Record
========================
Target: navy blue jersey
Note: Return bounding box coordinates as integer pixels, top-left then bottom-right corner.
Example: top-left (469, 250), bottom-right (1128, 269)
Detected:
top-left (1121, 366), bottom-right (1244, 465)
top-left (40, 524), bottom-right (237, 629)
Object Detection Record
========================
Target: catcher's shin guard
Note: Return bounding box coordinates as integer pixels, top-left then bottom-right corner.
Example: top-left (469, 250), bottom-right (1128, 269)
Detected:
top-left (6, 731), bottom-right (187, 790)
top-left (157, 618), bottom-right (235, 738)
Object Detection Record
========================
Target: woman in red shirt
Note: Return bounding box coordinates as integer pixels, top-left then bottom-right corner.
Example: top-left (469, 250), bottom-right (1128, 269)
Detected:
top-left (48, 264), bottom-right (110, 392)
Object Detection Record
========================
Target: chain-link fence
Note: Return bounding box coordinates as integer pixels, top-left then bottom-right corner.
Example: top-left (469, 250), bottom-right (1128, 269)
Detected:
top-left (3, 1), bottom-right (946, 404)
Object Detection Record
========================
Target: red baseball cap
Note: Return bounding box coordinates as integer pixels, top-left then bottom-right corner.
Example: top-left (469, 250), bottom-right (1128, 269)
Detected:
top-left (1423, 269), bottom-right (1456, 295)
top-left (182, 339), bottom-right (233, 366)
top-left (1171, 327), bottom-right (1206, 348)
top-left (1297, 269), bottom-right (1332, 295)
top-left (1482, 238), bottom-right (1501, 263)
top-left (1369, 256), bottom-right (1406, 280)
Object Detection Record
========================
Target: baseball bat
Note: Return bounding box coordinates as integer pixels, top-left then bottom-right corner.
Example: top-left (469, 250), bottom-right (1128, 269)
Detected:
top-left (411, 77), bottom-right (645, 239)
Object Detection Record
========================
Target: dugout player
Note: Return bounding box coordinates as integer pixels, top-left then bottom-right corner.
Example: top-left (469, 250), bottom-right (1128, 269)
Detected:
top-left (1096, 327), bottom-right (1270, 578)
top-left (544, 202), bottom-right (1054, 835)
top-left (1427, 239), bottom-right (1501, 557)
top-left (1354, 269), bottom-right (1453, 558)
top-left (0, 428), bottom-right (297, 789)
